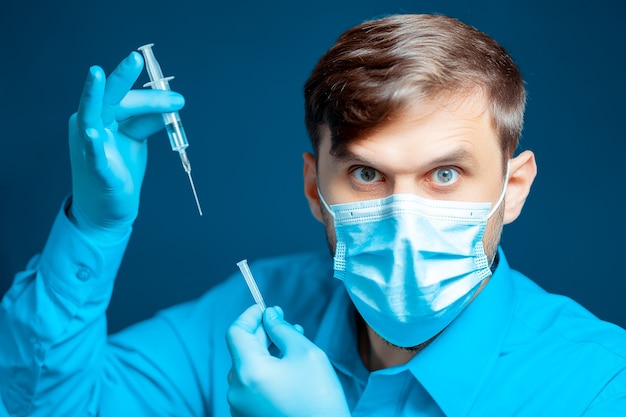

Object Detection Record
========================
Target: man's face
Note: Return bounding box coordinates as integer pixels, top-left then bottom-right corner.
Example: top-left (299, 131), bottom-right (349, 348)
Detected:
top-left (306, 93), bottom-right (510, 262)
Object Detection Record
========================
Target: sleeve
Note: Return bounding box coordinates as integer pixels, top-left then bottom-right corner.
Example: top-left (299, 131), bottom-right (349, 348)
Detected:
top-left (98, 267), bottom-right (256, 417)
top-left (583, 367), bottom-right (626, 416)
top-left (0, 200), bottom-right (130, 416)
top-left (0, 198), bottom-right (275, 416)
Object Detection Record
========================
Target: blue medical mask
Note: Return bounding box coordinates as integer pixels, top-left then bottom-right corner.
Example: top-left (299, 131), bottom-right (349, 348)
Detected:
top-left (319, 166), bottom-right (509, 347)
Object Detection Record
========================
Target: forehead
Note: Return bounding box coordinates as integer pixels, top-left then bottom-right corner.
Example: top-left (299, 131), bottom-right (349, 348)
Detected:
top-left (321, 92), bottom-right (501, 170)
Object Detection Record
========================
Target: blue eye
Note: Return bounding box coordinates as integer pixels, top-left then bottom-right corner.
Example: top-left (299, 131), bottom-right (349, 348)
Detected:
top-left (432, 167), bottom-right (459, 185)
top-left (352, 166), bottom-right (382, 183)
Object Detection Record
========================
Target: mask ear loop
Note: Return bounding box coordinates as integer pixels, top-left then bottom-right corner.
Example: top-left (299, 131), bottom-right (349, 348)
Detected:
top-left (486, 160), bottom-right (511, 272)
top-left (316, 185), bottom-right (336, 219)
top-left (486, 161), bottom-right (511, 219)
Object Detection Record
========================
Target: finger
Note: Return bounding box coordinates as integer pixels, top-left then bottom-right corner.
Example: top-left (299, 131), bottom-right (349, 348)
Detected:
top-left (116, 90), bottom-right (184, 121)
top-left (101, 52), bottom-right (144, 126)
top-left (77, 66), bottom-right (106, 132)
top-left (117, 114), bottom-right (169, 141)
top-left (225, 305), bottom-right (268, 364)
top-left (263, 306), bottom-right (309, 355)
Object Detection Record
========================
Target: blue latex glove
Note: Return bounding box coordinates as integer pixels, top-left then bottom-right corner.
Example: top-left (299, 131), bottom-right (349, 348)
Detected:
top-left (226, 305), bottom-right (351, 417)
top-left (68, 51), bottom-right (184, 242)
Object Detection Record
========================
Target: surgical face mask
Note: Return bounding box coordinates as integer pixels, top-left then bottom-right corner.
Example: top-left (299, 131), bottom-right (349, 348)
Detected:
top-left (319, 165), bottom-right (509, 347)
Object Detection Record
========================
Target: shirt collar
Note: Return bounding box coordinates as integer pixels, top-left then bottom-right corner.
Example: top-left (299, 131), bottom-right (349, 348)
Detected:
top-left (408, 247), bottom-right (516, 417)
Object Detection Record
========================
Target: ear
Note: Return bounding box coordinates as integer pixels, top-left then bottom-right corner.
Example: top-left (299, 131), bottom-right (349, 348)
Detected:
top-left (503, 150), bottom-right (537, 224)
top-left (303, 152), bottom-right (324, 222)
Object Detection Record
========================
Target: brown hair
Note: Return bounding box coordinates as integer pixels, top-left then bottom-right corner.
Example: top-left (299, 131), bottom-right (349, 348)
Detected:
top-left (304, 14), bottom-right (525, 160)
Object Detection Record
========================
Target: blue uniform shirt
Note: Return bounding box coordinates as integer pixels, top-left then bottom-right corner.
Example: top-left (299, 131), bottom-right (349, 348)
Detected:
top-left (1, 205), bottom-right (626, 416)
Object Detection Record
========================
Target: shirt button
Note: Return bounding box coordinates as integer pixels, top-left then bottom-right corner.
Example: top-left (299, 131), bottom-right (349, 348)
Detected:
top-left (77, 268), bottom-right (91, 281)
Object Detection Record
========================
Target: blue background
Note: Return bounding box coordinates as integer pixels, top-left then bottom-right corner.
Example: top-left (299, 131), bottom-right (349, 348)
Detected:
top-left (1, 0), bottom-right (624, 334)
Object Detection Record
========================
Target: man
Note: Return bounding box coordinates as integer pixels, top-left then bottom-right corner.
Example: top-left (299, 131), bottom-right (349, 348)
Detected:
top-left (1, 13), bottom-right (625, 416)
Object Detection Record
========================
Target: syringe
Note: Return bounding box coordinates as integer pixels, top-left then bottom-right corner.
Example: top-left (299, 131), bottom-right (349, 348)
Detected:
top-left (137, 43), bottom-right (203, 216)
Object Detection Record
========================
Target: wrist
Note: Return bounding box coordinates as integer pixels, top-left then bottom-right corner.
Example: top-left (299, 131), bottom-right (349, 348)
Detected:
top-left (66, 196), bottom-right (133, 245)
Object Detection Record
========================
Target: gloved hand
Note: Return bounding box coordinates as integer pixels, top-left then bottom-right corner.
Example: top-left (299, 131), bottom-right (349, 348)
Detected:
top-left (226, 305), bottom-right (351, 417)
top-left (68, 51), bottom-right (185, 243)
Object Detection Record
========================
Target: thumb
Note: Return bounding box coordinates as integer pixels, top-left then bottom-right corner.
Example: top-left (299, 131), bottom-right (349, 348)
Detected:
top-left (225, 305), bottom-right (265, 364)
top-left (263, 306), bottom-right (307, 355)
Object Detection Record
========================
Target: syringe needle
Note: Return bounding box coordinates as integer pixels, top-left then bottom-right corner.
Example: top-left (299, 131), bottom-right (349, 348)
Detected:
top-left (177, 150), bottom-right (202, 216)
top-left (186, 171), bottom-right (203, 216)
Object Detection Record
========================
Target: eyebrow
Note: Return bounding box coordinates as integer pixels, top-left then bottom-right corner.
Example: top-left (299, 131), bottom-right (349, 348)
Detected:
top-left (332, 148), bottom-right (371, 164)
top-left (333, 146), bottom-right (479, 169)
top-left (426, 148), bottom-right (479, 167)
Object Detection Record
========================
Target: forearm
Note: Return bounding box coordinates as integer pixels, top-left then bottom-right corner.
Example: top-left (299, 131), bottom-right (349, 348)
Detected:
top-left (0, 200), bottom-right (130, 416)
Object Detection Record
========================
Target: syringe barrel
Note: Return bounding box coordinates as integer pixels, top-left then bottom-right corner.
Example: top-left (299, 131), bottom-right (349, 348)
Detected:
top-left (137, 44), bottom-right (188, 152)
top-left (164, 112), bottom-right (189, 152)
